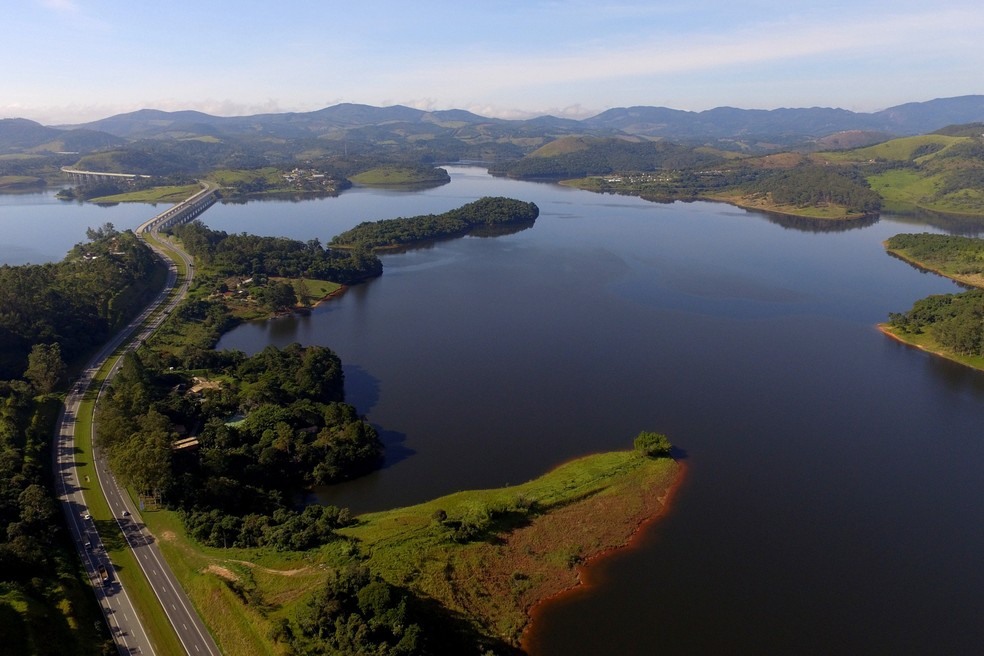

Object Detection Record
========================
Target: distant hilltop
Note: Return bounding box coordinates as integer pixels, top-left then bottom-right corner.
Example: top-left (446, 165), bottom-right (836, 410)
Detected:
top-left (2, 95), bottom-right (983, 161)
top-left (59, 96), bottom-right (984, 140)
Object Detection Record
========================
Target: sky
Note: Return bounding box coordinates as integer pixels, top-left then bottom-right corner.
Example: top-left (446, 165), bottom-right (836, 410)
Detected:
top-left (3, 0), bottom-right (983, 125)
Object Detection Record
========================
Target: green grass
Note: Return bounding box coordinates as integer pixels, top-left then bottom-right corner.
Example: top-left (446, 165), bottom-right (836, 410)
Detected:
top-left (0, 175), bottom-right (44, 188)
top-left (120, 449), bottom-right (678, 651)
top-left (880, 324), bottom-right (984, 372)
top-left (343, 450), bottom-right (678, 644)
top-left (867, 169), bottom-right (941, 211)
top-left (822, 135), bottom-right (967, 163)
top-left (90, 184), bottom-right (201, 204)
top-left (349, 166), bottom-right (447, 185)
top-left (206, 167), bottom-right (283, 186)
top-left (137, 511), bottom-right (289, 656)
top-left (868, 169), bottom-right (984, 215)
top-left (271, 277), bottom-right (342, 303)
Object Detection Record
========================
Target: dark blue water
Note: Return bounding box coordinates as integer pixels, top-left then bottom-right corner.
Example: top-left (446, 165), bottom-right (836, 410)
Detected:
top-left (212, 167), bottom-right (984, 654)
top-left (14, 167), bottom-right (981, 653)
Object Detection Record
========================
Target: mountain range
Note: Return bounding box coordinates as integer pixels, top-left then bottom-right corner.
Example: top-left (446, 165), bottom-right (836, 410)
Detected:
top-left (2, 95), bottom-right (984, 159)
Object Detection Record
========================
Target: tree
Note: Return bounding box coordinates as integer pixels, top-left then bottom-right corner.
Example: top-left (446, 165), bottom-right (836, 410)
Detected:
top-left (23, 343), bottom-right (66, 394)
top-left (634, 431), bottom-right (672, 457)
top-left (85, 222), bottom-right (119, 241)
top-left (259, 281), bottom-right (297, 312)
top-left (111, 410), bottom-right (174, 495)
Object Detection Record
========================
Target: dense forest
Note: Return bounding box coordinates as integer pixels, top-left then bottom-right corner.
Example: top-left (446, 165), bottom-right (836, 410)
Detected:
top-left (168, 220), bottom-right (383, 284)
top-left (888, 289), bottom-right (984, 356)
top-left (0, 224), bottom-right (166, 380)
top-left (95, 343), bottom-right (382, 551)
top-left (488, 138), bottom-right (726, 180)
top-left (885, 233), bottom-right (984, 357)
top-left (0, 381), bottom-right (109, 654)
top-left (884, 233), bottom-right (984, 276)
top-left (747, 164), bottom-right (882, 213)
top-left (0, 226), bottom-right (159, 654)
top-left (330, 196), bottom-right (539, 249)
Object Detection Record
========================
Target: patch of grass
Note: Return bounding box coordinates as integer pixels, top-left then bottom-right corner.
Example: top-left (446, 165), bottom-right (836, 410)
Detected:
top-left (0, 175), bottom-right (44, 188)
top-left (869, 169), bottom-right (984, 216)
top-left (206, 168), bottom-right (282, 186)
top-left (349, 166), bottom-right (448, 185)
top-left (127, 450), bottom-right (678, 650)
top-left (822, 135), bottom-right (967, 163)
top-left (343, 450), bottom-right (679, 645)
top-left (270, 277), bottom-right (342, 305)
top-left (867, 169), bottom-right (940, 210)
top-left (89, 184), bottom-right (201, 204)
top-left (880, 324), bottom-right (984, 372)
top-left (138, 511), bottom-right (291, 656)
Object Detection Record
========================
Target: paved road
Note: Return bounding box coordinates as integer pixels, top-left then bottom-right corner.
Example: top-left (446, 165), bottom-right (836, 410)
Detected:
top-left (53, 188), bottom-right (219, 655)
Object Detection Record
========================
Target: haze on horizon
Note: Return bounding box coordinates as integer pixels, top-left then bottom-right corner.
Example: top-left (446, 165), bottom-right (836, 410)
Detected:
top-left (4, 0), bottom-right (983, 125)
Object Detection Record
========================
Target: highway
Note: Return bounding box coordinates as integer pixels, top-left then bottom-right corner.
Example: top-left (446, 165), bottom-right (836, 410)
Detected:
top-left (53, 184), bottom-right (220, 655)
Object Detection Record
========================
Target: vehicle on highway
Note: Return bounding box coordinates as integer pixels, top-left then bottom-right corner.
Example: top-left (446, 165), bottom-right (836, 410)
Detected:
top-left (98, 563), bottom-right (111, 586)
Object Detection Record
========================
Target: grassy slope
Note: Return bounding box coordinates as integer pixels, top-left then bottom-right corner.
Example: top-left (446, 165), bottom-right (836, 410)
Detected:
top-left (349, 166), bottom-right (447, 185)
top-left (89, 184), bottom-right (200, 204)
top-left (138, 451), bottom-right (679, 653)
top-left (822, 134), bottom-right (984, 216)
top-left (205, 167), bottom-right (282, 186)
top-left (820, 134), bottom-right (966, 163)
top-left (348, 451), bottom-right (678, 644)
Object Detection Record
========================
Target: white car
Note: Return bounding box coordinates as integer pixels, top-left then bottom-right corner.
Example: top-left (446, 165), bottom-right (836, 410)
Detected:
top-left (83, 513), bottom-right (91, 520)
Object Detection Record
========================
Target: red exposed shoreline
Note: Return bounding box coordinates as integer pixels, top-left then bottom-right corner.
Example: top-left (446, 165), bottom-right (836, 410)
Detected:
top-left (519, 461), bottom-right (688, 653)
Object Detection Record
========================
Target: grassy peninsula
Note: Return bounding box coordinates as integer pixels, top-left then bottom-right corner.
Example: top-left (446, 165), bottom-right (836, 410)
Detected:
top-left (137, 446), bottom-right (680, 654)
top-left (349, 165), bottom-right (451, 186)
top-left (882, 233), bottom-right (984, 370)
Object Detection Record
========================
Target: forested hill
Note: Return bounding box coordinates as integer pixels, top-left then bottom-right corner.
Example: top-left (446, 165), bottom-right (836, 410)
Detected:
top-left (0, 225), bottom-right (166, 380)
top-left (487, 137), bottom-right (726, 180)
top-left (330, 197), bottom-right (540, 249)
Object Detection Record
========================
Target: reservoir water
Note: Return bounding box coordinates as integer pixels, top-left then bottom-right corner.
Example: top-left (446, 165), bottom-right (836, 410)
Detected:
top-left (11, 167), bottom-right (984, 653)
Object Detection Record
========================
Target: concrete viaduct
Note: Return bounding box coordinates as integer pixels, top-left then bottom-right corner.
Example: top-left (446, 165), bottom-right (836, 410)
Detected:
top-left (137, 182), bottom-right (218, 234)
top-left (61, 167), bottom-right (153, 185)
top-left (61, 168), bottom-right (217, 232)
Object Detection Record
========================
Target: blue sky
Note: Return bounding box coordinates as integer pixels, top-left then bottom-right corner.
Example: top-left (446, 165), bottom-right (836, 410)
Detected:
top-left (3, 0), bottom-right (983, 124)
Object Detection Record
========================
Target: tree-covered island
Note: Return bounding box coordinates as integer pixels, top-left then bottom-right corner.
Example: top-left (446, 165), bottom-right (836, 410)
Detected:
top-left (330, 196), bottom-right (540, 250)
top-left (882, 233), bottom-right (984, 370)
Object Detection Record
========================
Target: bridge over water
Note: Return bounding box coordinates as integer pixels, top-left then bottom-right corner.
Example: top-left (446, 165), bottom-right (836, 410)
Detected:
top-left (137, 182), bottom-right (218, 234)
top-left (61, 167), bottom-right (218, 230)
top-left (61, 167), bottom-right (152, 185)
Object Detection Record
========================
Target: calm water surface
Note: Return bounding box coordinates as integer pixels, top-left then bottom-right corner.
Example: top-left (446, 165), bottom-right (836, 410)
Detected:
top-left (12, 168), bottom-right (982, 653)
top-left (0, 189), bottom-right (167, 264)
top-left (214, 167), bottom-right (984, 654)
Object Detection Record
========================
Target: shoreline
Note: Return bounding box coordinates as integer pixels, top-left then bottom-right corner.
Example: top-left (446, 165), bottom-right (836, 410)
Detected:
top-left (877, 323), bottom-right (984, 372)
top-left (517, 461), bottom-right (687, 652)
top-left (884, 246), bottom-right (984, 289)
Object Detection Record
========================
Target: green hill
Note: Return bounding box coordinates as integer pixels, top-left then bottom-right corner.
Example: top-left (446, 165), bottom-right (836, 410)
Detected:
top-left (817, 126), bottom-right (984, 216)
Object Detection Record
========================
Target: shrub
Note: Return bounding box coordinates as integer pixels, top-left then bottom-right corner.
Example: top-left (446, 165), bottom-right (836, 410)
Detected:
top-left (634, 431), bottom-right (672, 457)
